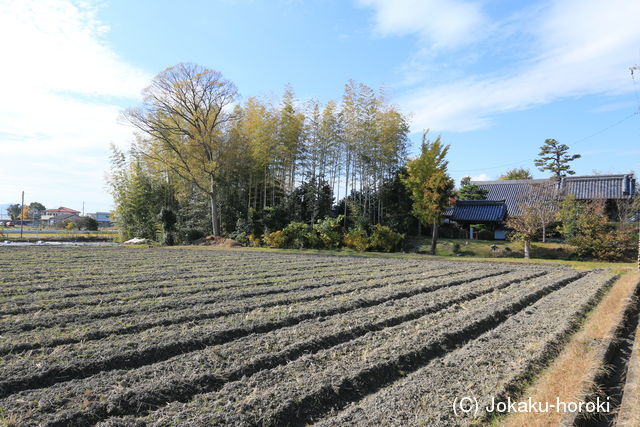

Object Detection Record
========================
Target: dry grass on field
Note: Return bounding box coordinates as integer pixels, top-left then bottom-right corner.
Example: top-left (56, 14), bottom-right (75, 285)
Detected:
top-left (617, 319), bottom-right (640, 427)
top-left (501, 272), bottom-right (640, 427)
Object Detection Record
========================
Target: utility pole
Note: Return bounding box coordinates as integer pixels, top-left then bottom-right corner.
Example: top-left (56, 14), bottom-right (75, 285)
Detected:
top-left (20, 191), bottom-right (24, 238)
top-left (631, 65), bottom-right (640, 269)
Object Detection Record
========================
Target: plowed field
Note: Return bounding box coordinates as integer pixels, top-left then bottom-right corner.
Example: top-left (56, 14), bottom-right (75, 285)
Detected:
top-left (0, 247), bottom-right (615, 426)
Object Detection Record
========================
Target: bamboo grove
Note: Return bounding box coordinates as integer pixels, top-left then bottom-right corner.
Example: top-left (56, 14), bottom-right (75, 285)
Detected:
top-left (109, 63), bottom-right (413, 243)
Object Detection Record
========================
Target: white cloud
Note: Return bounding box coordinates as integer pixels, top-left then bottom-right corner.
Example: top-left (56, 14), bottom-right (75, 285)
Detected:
top-left (357, 0), bottom-right (487, 51)
top-left (361, 0), bottom-right (640, 132)
top-left (590, 101), bottom-right (638, 113)
top-left (470, 173), bottom-right (492, 181)
top-left (0, 0), bottom-right (150, 210)
top-left (0, 1), bottom-right (148, 99)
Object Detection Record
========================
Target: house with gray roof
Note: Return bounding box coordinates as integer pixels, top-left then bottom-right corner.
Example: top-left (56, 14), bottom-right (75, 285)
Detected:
top-left (562, 174), bottom-right (636, 201)
top-left (447, 200), bottom-right (507, 223)
top-left (472, 179), bottom-right (552, 216)
top-left (445, 173), bottom-right (637, 240)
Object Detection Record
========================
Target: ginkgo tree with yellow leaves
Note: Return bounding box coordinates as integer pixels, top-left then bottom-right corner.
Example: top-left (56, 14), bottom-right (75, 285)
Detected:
top-left (124, 63), bottom-right (238, 236)
top-left (402, 132), bottom-right (455, 255)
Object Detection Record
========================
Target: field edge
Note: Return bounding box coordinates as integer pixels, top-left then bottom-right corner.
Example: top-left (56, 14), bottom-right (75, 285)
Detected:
top-left (498, 271), bottom-right (640, 427)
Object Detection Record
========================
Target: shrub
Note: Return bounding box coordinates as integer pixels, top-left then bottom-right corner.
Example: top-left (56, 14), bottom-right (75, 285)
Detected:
top-left (303, 228), bottom-right (322, 249)
top-left (343, 228), bottom-right (370, 251)
top-left (570, 226), bottom-right (635, 261)
top-left (564, 200), bottom-right (636, 261)
top-left (556, 194), bottom-right (583, 240)
top-left (263, 230), bottom-right (286, 248)
top-left (282, 222), bottom-right (320, 249)
top-left (248, 234), bottom-right (262, 247)
top-left (313, 215), bottom-right (344, 249)
top-left (263, 223), bottom-right (320, 249)
top-left (368, 224), bottom-right (404, 252)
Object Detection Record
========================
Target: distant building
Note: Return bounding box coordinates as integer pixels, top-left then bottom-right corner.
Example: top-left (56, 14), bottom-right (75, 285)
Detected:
top-left (41, 207), bottom-right (81, 226)
top-left (87, 212), bottom-right (112, 227)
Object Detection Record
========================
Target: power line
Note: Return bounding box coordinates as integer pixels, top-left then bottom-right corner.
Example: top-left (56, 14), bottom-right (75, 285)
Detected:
top-left (569, 111), bottom-right (638, 146)
top-left (450, 111), bottom-right (639, 173)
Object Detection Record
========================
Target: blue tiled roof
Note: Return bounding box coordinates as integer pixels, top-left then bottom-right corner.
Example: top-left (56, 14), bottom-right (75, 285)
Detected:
top-left (561, 174), bottom-right (636, 199)
top-left (472, 174), bottom-right (636, 216)
top-left (472, 179), bottom-right (552, 216)
top-left (449, 200), bottom-right (507, 223)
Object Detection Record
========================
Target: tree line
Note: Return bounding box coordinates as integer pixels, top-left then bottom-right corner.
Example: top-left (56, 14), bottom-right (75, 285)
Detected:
top-left (110, 63), bottom-right (415, 248)
top-left (109, 63), bottom-right (638, 262)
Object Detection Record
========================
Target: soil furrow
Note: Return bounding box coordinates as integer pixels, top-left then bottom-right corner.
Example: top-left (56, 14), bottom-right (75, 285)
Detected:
top-left (117, 269), bottom-right (589, 426)
top-left (0, 260), bottom-right (390, 308)
top-left (0, 262), bottom-right (406, 321)
top-left (0, 266), bottom-right (477, 352)
top-left (0, 269), bottom-right (554, 425)
top-left (0, 269), bottom-right (512, 397)
top-left (314, 271), bottom-right (615, 426)
top-left (0, 258), bottom-right (349, 299)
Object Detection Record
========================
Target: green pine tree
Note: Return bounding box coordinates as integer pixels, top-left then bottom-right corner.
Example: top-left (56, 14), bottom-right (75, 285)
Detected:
top-left (534, 139), bottom-right (581, 180)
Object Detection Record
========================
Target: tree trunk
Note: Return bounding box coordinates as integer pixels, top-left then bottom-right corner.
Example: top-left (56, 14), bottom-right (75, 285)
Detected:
top-left (247, 174), bottom-right (252, 213)
top-left (430, 220), bottom-right (438, 255)
top-left (524, 240), bottom-right (531, 259)
top-left (209, 179), bottom-right (220, 236)
top-left (263, 167), bottom-right (267, 209)
top-left (343, 153), bottom-right (350, 227)
top-left (542, 223), bottom-right (546, 243)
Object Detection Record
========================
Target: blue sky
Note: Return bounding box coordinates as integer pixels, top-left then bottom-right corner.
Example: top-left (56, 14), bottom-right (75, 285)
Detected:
top-left (0, 0), bottom-right (639, 212)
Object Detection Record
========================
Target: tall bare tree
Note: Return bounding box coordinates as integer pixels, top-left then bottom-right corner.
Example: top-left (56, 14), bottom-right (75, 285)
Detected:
top-left (528, 182), bottom-right (558, 242)
top-left (506, 206), bottom-right (539, 259)
top-left (506, 183), bottom-right (556, 257)
top-left (124, 63), bottom-right (238, 236)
